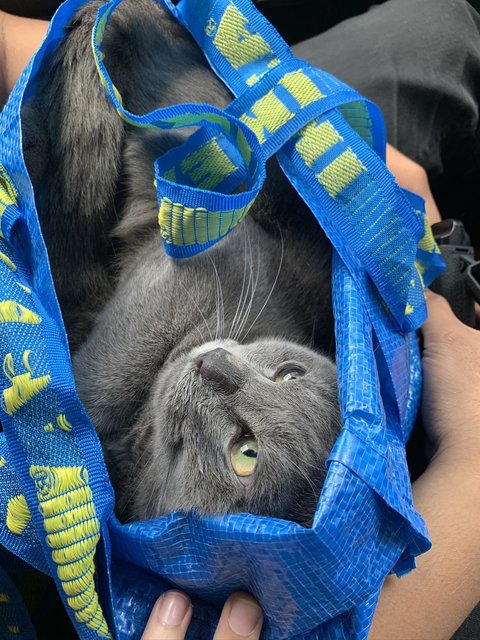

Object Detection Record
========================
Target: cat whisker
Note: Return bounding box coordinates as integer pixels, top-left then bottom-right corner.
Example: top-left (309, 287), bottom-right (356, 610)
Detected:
top-left (242, 226), bottom-right (284, 342)
top-left (117, 446), bottom-right (157, 518)
top-left (232, 223), bottom-right (254, 342)
top-left (228, 225), bottom-right (249, 341)
top-left (239, 236), bottom-right (261, 341)
top-left (328, 333), bottom-right (335, 357)
top-left (142, 452), bottom-right (169, 519)
top-left (208, 254), bottom-right (224, 341)
top-left (179, 281), bottom-right (212, 342)
top-left (233, 226), bottom-right (260, 342)
top-left (287, 453), bottom-right (320, 503)
top-left (309, 319), bottom-right (316, 349)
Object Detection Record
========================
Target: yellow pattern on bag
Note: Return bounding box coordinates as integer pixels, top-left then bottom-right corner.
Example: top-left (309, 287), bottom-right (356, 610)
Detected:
top-left (29, 465), bottom-right (111, 639)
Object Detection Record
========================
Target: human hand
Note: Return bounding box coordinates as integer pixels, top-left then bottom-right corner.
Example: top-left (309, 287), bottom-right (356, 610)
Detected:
top-left (141, 590), bottom-right (263, 640)
top-left (420, 289), bottom-right (480, 462)
top-left (386, 144), bottom-right (441, 226)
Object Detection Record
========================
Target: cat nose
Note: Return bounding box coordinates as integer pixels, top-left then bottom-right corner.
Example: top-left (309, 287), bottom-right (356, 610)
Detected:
top-left (195, 348), bottom-right (245, 393)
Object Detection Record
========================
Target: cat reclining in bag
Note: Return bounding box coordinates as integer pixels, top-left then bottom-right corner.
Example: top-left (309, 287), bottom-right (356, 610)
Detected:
top-left (22, 0), bottom-right (340, 527)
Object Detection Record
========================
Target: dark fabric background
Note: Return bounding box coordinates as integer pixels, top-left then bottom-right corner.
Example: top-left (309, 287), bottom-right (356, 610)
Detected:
top-left (3, 0), bottom-right (479, 44)
top-left (2, 0), bottom-right (480, 37)
top-left (3, 0), bottom-right (387, 29)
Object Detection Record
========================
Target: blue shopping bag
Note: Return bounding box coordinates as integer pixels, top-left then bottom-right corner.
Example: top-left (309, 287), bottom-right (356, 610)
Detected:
top-left (0, 0), bottom-right (444, 638)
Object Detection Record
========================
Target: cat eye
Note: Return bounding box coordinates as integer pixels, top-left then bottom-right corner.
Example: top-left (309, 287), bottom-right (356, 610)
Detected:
top-left (274, 365), bottom-right (306, 382)
top-left (230, 435), bottom-right (258, 478)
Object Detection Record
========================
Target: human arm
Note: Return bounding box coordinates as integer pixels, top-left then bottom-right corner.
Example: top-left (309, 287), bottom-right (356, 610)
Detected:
top-left (0, 11), bottom-right (48, 105)
top-left (386, 143), bottom-right (441, 225)
top-left (369, 291), bottom-right (480, 640)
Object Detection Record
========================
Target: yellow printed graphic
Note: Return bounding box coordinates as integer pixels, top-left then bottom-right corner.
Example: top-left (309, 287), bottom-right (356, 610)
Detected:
top-left (0, 168), bottom-right (17, 207)
top-left (404, 261), bottom-right (426, 318)
top-left (415, 258), bottom-right (426, 279)
top-left (180, 139), bottom-right (237, 191)
top-left (0, 593), bottom-right (10, 602)
top-left (240, 89), bottom-right (294, 144)
top-left (16, 283), bottom-right (31, 295)
top-left (30, 465), bottom-right (111, 639)
top-left (0, 252), bottom-right (16, 271)
top-left (278, 70), bottom-right (325, 108)
top-left (205, 17), bottom-right (216, 37)
top-left (317, 148), bottom-right (367, 198)
top-left (6, 494), bottom-right (31, 535)
top-left (2, 351), bottom-right (51, 416)
top-left (235, 127), bottom-right (252, 166)
top-left (0, 165), bottom-right (18, 240)
top-left (162, 167), bottom-right (176, 184)
top-left (6, 626), bottom-right (19, 633)
top-left (240, 70), bottom-right (325, 145)
top-left (213, 4), bottom-right (272, 70)
top-left (159, 200), bottom-right (200, 245)
top-left (0, 301), bottom-right (41, 324)
top-left (418, 215), bottom-right (441, 254)
top-left (414, 259), bottom-right (426, 292)
top-left (93, 3), bottom-right (114, 47)
top-left (56, 414), bottom-right (73, 433)
top-left (159, 198), bottom-right (251, 246)
top-left (44, 423), bottom-right (54, 433)
top-left (295, 120), bottom-right (342, 168)
top-left (0, 456), bottom-right (6, 468)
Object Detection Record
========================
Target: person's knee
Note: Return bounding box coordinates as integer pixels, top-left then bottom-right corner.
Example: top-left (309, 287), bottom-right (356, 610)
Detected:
top-left (378, 0), bottom-right (480, 72)
top-left (295, 0), bottom-right (479, 91)
top-left (293, 0), bottom-right (480, 168)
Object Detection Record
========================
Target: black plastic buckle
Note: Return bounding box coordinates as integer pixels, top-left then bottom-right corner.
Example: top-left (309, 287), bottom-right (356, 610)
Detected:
top-left (430, 219), bottom-right (480, 325)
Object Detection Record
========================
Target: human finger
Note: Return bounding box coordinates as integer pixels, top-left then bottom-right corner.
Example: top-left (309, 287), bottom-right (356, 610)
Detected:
top-left (212, 592), bottom-right (263, 640)
top-left (141, 590), bottom-right (192, 640)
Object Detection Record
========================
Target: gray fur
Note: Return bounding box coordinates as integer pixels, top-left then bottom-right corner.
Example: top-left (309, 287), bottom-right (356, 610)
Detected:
top-left (23, 0), bottom-right (340, 527)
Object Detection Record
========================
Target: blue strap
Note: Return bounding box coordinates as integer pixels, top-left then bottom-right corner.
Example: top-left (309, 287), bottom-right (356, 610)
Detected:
top-left (93, 0), bottom-right (444, 332)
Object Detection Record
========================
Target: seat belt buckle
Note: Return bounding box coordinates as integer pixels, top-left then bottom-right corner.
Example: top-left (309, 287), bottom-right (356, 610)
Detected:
top-left (430, 219), bottom-right (480, 326)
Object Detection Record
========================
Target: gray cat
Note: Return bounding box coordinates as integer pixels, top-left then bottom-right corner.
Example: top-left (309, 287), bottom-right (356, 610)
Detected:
top-left (23, 0), bottom-right (340, 527)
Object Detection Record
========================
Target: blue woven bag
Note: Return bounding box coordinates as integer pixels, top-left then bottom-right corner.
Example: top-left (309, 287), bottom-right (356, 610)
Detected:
top-left (0, 0), bottom-right (445, 638)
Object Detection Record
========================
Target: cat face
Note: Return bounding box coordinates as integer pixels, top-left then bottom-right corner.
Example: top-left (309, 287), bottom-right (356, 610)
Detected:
top-left (132, 338), bottom-right (340, 527)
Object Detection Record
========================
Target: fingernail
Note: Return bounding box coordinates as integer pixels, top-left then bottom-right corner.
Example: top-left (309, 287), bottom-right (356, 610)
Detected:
top-left (157, 591), bottom-right (190, 627)
top-left (228, 596), bottom-right (262, 636)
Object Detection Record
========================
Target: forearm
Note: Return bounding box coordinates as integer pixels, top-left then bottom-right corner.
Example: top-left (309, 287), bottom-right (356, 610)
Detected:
top-left (0, 11), bottom-right (48, 105)
top-left (369, 450), bottom-right (480, 640)
top-left (386, 144), bottom-right (441, 225)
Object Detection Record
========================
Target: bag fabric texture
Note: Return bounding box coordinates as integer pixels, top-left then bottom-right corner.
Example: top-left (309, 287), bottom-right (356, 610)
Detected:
top-left (0, 0), bottom-right (444, 638)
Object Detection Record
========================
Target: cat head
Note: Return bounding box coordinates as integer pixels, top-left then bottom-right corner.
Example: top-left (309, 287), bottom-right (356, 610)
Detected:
top-left (131, 337), bottom-right (340, 527)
